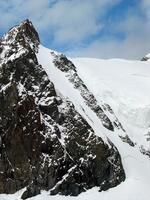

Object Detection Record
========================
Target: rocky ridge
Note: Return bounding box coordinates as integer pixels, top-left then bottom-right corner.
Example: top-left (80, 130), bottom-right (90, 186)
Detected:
top-left (52, 53), bottom-right (125, 132)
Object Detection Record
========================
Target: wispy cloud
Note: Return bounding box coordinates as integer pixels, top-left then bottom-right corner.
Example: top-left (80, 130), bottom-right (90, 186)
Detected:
top-left (0, 0), bottom-right (120, 41)
top-left (68, 0), bottom-right (150, 59)
top-left (0, 0), bottom-right (121, 42)
top-left (0, 0), bottom-right (150, 59)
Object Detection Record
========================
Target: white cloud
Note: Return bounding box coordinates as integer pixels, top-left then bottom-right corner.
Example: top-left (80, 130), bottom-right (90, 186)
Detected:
top-left (0, 0), bottom-right (121, 44)
top-left (0, 0), bottom-right (50, 29)
top-left (68, 0), bottom-right (150, 59)
top-left (42, 0), bottom-right (121, 44)
top-left (1, 0), bottom-right (150, 59)
top-left (141, 0), bottom-right (150, 19)
top-left (70, 34), bottom-right (150, 60)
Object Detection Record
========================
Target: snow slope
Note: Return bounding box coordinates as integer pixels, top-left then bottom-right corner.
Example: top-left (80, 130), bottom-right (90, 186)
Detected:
top-left (72, 58), bottom-right (150, 151)
top-left (1, 46), bottom-right (150, 200)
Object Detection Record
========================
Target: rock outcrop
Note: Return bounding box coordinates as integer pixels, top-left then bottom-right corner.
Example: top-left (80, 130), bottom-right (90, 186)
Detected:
top-left (0, 20), bottom-right (125, 199)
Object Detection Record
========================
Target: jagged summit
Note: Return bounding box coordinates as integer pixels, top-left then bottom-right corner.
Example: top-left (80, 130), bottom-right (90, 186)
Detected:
top-left (2, 19), bottom-right (40, 46)
top-left (0, 20), bottom-right (39, 64)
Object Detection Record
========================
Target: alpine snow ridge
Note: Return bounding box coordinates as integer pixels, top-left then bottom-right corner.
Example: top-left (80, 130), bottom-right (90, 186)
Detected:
top-left (0, 20), bottom-right (125, 199)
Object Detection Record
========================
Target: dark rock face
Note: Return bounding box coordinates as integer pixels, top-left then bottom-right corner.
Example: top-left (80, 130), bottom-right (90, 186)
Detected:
top-left (141, 56), bottom-right (149, 61)
top-left (140, 146), bottom-right (150, 158)
top-left (119, 135), bottom-right (135, 147)
top-left (0, 20), bottom-right (125, 199)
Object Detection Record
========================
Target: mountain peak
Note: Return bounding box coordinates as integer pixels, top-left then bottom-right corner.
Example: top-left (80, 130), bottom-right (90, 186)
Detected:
top-left (0, 20), bottom-right (40, 63)
top-left (17, 19), bottom-right (40, 43)
top-left (2, 19), bottom-right (40, 50)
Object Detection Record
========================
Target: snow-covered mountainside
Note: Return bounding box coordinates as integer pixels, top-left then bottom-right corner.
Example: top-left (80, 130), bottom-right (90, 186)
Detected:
top-left (72, 58), bottom-right (150, 153)
top-left (0, 20), bottom-right (150, 200)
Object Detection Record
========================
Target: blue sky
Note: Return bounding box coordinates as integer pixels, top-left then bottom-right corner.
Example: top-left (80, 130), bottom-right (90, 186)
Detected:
top-left (0, 0), bottom-right (150, 59)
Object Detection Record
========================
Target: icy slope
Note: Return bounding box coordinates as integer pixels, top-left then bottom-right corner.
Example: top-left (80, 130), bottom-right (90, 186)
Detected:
top-left (72, 58), bottom-right (150, 152)
top-left (37, 45), bottom-right (119, 143)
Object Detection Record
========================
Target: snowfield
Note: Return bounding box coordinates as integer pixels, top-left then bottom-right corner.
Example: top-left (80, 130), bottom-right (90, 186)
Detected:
top-left (1, 45), bottom-right (150, 200)
top-left (72, 57), bottom-right (150, 151)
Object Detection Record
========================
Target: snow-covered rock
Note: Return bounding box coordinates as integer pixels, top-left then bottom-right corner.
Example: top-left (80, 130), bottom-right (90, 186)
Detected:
top-left (0, 20), bottom-right (125, 199)
top-left (0, 20), bottom-right (150, 200)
